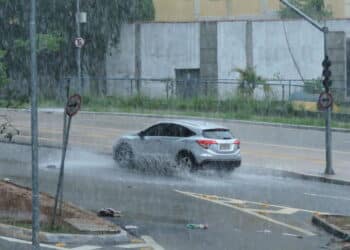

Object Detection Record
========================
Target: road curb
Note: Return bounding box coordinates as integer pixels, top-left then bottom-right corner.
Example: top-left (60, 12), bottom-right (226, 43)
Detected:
top-left (0, 222), bottom-right (129, 245)
top-left (263, 167), bottom-right (350, 186)
top-left (312, 214), bottom-right (350, 241)
top-left (2, 108), bottom-right (350, 133)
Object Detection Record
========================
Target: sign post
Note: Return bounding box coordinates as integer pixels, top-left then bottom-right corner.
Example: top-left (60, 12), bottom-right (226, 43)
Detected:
top-left (51, 94), bottom-right (81, 228)
top-left (280, 0), bottom-right (334, 175)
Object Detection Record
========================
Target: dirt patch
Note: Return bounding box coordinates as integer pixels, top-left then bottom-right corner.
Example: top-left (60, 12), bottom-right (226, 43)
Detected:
top-left (322, 215), bottom-right (350, 232)
top-left (0, 180), bottom-right (117, 233)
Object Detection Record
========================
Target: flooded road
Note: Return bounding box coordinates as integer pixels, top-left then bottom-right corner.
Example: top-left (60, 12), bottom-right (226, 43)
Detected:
top-left (1, 143), bottom-right (349, 250)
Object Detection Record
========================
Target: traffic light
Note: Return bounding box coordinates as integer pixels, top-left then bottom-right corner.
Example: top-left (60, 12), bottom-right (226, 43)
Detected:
top-left (322, 56), bottom-right (332, 91)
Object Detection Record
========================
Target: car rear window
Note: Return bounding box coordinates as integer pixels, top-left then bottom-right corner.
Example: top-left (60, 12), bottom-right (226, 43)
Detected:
top-left (202, 129), bottom-right (233, 139)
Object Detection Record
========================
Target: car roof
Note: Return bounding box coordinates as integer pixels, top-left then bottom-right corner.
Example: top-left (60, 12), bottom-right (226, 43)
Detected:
top-left (155, 119), bottom-right (228, 132)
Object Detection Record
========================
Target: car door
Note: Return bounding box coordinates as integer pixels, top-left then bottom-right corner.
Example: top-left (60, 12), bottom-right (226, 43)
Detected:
top-left (138, 123), bottom-right (168, 157)
top-left (159, 124), bottom-right (195, 158)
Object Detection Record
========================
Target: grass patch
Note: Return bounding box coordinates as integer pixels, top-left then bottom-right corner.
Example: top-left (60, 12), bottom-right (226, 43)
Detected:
top-left (0, 218), bottom-right (81, 234)
top-left (2, 95), bottom-right (350, 129)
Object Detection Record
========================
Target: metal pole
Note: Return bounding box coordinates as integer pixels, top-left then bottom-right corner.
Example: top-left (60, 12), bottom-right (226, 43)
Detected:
top-left (51, 116), bottom-right (72, 227)
top-left (58, 83), bottom-right (70, 216)
top-left (288, 80), bottom-right (291, 101)
top-left (280, 0), bottom-right (324, 32)
top-left (323, 30), bottom-right (334, 175)
top-left (279, 0), bottom-right (334, 175)
top-left (30, 0), bottom-right (40, 248)
top-left (76, 0), bottom-right (82, 94)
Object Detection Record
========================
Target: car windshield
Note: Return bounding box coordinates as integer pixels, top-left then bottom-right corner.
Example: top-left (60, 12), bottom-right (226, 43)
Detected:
top-left (203, 129), bottom-right (233, 139)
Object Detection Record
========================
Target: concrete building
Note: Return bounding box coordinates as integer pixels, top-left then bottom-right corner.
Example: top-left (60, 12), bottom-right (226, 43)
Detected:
top-left (106, 19), bottom-right (349, 101)
top-left (153, 0), bottom-right (350, 21)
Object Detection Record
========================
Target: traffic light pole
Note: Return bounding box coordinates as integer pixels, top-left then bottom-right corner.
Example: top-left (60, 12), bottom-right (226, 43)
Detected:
top-left (280, 0), bottom-right (334, 175)
top-left (323, 29), bottom-right (335, 175)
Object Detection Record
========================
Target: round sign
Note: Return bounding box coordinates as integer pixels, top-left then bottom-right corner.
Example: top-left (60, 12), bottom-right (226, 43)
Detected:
top-left (318, 92), bottom-right (333, 110)
top-left (74, 37), bottom-right (85, 48)
top-left (66, 94), bottom-right (82, 117)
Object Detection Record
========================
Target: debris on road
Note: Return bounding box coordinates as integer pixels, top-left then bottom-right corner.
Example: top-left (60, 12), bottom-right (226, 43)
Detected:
top-left (47, 164), bottom-right (57, 169)
top-left (124, 225), bottom-right (139, 235)
top-left (98, 208), bottom-right (121, 217)
top-left (282, 233), bottom-right (303, 239)
top-left (256, 229), bottom-right (271, 233)
top-left (3, 178), bottom-right (11, 183)
top-left (186, 224), bottom-right (208, 230)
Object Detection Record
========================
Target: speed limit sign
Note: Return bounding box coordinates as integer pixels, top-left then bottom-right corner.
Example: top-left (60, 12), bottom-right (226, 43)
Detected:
top-left (74, 37), bottom-right (85, 48)
top-left (66, 94), bottom-right (82, 117)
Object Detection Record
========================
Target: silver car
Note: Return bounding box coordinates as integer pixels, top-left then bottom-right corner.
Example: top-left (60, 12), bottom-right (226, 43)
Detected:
top-left (113, 120), bottom-right (241, 171)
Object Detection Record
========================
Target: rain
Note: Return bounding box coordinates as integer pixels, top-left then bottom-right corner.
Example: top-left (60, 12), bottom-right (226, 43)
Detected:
top-left (1, 1), bottom-right (350, 250)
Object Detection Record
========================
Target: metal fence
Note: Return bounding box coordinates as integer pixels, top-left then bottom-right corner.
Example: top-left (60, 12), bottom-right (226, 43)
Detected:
top-left (60, 77), bottom-right (350, 103)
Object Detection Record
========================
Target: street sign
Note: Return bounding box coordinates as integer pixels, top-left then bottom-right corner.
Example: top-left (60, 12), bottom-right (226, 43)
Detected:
top-left (318, 92), bottom-right (333, 110)
top-left (65, 94), bottom-right (81, 117)
top-left (74, 37), bottom-right (85, 48)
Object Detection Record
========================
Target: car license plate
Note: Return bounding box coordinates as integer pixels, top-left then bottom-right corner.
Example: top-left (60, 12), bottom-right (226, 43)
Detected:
top-left (220, 144), bottom-right (231, 150)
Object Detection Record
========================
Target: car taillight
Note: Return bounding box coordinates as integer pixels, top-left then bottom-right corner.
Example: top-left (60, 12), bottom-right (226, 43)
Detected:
top-left (234, 140), bottom-right (240, 149)
top-left (196, 139), bottom-right (217, 149)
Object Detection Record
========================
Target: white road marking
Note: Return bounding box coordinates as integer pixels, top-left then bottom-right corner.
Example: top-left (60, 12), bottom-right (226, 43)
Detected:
top-left (116, 235), bottom-right (164, 250)
top-left (175, 190), bottom-right (318, 236)
top-left (0, 236), bottom-right (67, 249)
top-left (116, 243), bottom-right (149, 249)
top-left (142, 235), bottom-right (165, 250)
top-left (304, 192), bottom-right (350, 201)
top-left (70, 246), bottom-right (102, 250)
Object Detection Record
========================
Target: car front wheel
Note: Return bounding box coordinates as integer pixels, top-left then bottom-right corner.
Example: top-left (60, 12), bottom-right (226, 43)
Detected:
top-left (113, 143), bottom-right (134, 167)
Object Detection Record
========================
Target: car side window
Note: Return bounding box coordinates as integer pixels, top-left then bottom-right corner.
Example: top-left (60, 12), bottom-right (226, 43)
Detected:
top-left (165, 124), bottom-right (195, 137)
top-left (143, 124), bottom-right (164, 136)
top-left (179, 126), bottom-right (195, 137)
top-left (163, 124), bottom-right (180, 137)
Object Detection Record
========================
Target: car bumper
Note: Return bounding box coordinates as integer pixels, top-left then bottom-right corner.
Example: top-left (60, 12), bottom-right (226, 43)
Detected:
top-left (195, 150), bottom-right (242, 166)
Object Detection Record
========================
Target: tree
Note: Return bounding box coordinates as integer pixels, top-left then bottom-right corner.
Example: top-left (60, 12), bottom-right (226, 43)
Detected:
top-left (0, 50), bottom-right (9, 87)
top-left (279, 0), bottom-right (332, 20)
top-left (235, 67), bottom-right (270, 98)
top-left (0, 0), bottom-right (155, 97)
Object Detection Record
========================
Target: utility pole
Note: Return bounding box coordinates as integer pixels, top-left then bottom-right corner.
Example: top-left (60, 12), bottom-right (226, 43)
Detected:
top-left (279, 0), bottom-right (334, 175)
top-left (30, 0), bottom-right (40, 248)
top-left (76, 0), bottom-right (82, 94)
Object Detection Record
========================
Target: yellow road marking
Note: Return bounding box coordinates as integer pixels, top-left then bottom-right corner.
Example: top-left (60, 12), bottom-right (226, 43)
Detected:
top-left (175, 190), bottom-right (320, 236)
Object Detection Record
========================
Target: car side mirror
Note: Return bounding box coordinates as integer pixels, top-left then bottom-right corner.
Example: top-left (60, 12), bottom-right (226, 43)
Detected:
top-left (139, 131), bottom-right (145, 138)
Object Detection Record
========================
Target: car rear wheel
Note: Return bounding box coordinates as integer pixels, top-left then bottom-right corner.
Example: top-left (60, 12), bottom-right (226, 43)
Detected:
top-left (176, 152), bottom-right (197, 171)
top-left (114, 143), bottom-right (134, 167)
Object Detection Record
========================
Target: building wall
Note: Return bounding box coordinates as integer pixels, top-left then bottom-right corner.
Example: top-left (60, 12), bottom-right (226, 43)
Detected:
top-left (153, 0), bottom-right (350, 21)
top-left (106, 19), bottom-right (349, 99)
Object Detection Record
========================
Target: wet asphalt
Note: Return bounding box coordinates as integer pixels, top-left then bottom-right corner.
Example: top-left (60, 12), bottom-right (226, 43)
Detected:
top-left (0, 144), bottom-right (349, 250)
